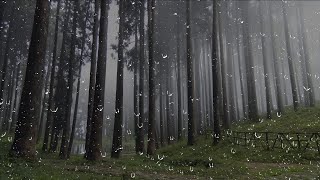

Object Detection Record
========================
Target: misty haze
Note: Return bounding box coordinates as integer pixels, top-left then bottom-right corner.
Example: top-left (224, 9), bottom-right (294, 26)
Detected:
top-left (0, 0), bottom-right (320, 179)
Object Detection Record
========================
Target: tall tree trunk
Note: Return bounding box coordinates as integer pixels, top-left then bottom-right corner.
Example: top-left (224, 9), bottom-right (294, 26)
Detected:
top-left (241, 2), bottom-right (258, 121)
top-left (176, 10), bottom-right (182, 141)
top-left (166, 59), bottom-right (172, 145)
top-left (235, 1), bottom-right (247, 119)
top-left (282, 1), bottom-right (298, 111)
top-left (147, 0), bottom-right (156, 155)
top-left (296, 8), bottom-right (309, 106)
top-left (299, 6), bottom-right (315, 107)
top-left (87, 0), bottom-right (109, 161)
top-left (269, 3), bottom-right (284, 114)
top-left (186, 0), bottom-right (195, 146)
top-left (9, 0), bottom-right (50, 159)
top-left (111, 0), bottom-right (125, 159)
top-left (59, 0), bottom-right (80, 159)
top-left (259, 1), bottom-right (272, 119)
top-left (42, 0), bottom-right (62, 152)
top-left (85, 0), bottom-right (100, 158)
top-left (136, 0), bottom-right (145, 154)
top-left (218, 2), bottom-right (229, 128)
top-left (134, 23), bottom-right (140, 153)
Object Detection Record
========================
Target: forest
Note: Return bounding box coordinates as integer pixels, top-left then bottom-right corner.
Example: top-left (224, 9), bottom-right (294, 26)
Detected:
top-left (0, 0), bottom-right (320, 179)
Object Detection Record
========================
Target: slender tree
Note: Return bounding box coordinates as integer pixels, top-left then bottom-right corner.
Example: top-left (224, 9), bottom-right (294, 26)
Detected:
top-left (136, 0), bottom-right (145, 154)
top-left (111, 0), bottom-right (125, 158)
top-left (147, 0), bottom-right (156, 155)
top-left (259, 1), bottom-right (272, 119)
top-left (186, 0), bottom-right (195, 146)
top-left (176, 4), bottom-right (182, 140)
top-left (241, 1), bottom-right (259, 121)
top-left (85, 0), bottom-right (100, 158)
top-left (299, 6), bottom-right (315, 107)
top-left (269, 2), bottom-right (284, 115)
top-left (282, 1), bottom-right (299, 111)
top-left (212, 0), bottom-right (220, 145)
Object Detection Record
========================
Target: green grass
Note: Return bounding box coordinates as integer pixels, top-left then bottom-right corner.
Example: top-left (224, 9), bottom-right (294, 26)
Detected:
top-left (233, 106), bottom-right (320, 133)
top-left (1, 106), bottom-right (320, 179)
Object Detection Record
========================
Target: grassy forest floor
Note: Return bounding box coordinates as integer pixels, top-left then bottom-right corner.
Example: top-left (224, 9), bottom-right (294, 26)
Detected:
top-left (1, 106), bottom-right (320, 179)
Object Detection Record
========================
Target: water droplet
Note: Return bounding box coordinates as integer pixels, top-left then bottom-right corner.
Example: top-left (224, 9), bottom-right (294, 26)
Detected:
top-left (1, 132), bottom-right (6, 138)
top-left (231, 148), bottom-right (236, 154)
top-left (131, 172), bottom-right (136, 178)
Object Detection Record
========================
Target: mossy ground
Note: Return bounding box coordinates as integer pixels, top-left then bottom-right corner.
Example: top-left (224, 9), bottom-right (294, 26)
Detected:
top-left (1, 106), bottom-right (320, 179)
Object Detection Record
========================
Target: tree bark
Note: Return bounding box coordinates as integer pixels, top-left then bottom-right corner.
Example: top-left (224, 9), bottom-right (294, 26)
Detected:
top-left (87, 0), bottom-right (109, 161)
top-left (85, 0), bottom-right (100, 158)
top-left (176, 9), bottom-right (182, 141)
top-left (111, 0), bottom-right (125, 159)
top-left (10, 0), bottom-right (50, 159)
top-left (136, 0), bottom-right (145, 154)
top-left (186, 0), bottom-right (195, 146)
top-left (147, 0), bottom-right (156, 155)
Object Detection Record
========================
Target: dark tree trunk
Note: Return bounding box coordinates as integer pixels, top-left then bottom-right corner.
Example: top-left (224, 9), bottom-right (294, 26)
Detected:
top-left (9, 0), bottom-right (50, 159)
top-left (159, 84), bottom-right (164, 147)
top-left (85, 0), bottom-right (100, 158)
top-left (166, 59), bottom-right (172, 145)
top-left (111, 0), bottom-right (125, 159)
top-left (212, 0), bottom-right (220, 145)
top-left (136, 0), bottom-right (145, 154)
top-left (87, 0), bottom-right (109, 161)
top-left (42, 0), bottom-right (62, 152)
top-left (176, 11), bottom-right (182, 141)
top-left (282, 2), bottom-right (299, 111)
top-left (147, 0), bottom-right (156, 155)
top-left (186, 0), bottom-right (195, 146)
